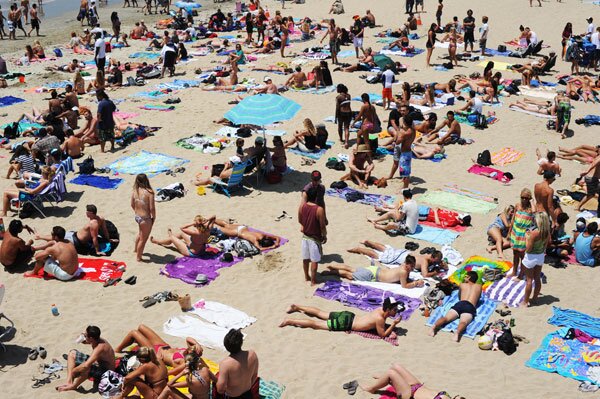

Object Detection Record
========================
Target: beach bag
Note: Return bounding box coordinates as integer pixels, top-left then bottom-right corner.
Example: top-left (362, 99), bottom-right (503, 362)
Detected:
top-left (366, 74), bottom-right (380, 84)
top-left (77, 156), bottom-right (95, 175)
top-left (326, 159), bottom-right (345, 171)
top-left (497, 45), bottom-right (507, 53)
top-left (497, 328), bottom-right (517, 355)
top-left (98, 370), bottom-right (123, 398)
top-left (135, 76), bottom-right (145, 86)
top-left (476, 150), bottom-right (492, 166)
top-left (330, 181), bottom-right (348, 189)
top-left (474, 113), bottom-right (488, 130)
top-left (234, 239), bottom-right (260, 257)
top-left (236, 127), bottom-right (252, 138)
top-left (3, 122), bottom-right (20, 139)
top-left (546, 120), bottom-right (556, 130)
top-left (53, 48), bottom-right (63, 58)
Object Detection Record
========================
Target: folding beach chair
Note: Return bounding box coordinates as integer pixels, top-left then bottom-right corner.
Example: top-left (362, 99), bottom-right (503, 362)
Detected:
top-left (0, 284), bottom-right (15, 352)
top-left (12, 172), bottom-right (67, 218)
top-left (210, 160), bottom-right (248, 197)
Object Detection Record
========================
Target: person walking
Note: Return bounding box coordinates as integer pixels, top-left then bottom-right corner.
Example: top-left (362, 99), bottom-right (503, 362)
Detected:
top-left (299, 185), bottom-right (327, 285)
top-left (27, 3), bottom-right (40, 36)
top-left (131, 174), bottom-right (155, 262)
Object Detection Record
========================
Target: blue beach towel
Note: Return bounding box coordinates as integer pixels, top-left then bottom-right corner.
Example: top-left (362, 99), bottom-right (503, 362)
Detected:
top-left (407, 224), bottom-right (459, 245)
top-left (287, 141), bottom-right (334, 160)
top-left (106, 150), bottom-right (189, 177)
top-left (69, 175), bottom-right (124, 190)
top-left (352, 93), bottom-right (382, 102)
top-left (129, 52), bottom-right (161, 59)
top-left (0, 96), bottom-right (26, 107)
top-left (547, 307), bottom-right (600, 338)
top-left (426, 290), bottom-right (497, 339)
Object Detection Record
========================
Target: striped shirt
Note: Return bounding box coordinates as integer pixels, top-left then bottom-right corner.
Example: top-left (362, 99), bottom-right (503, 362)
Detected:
top-left (16, 154), bottom-right (36, 174)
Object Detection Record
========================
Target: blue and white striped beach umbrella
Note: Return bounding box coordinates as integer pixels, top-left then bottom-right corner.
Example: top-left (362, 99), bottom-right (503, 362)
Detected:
top-left (223, 94), bottom-right (301, 126)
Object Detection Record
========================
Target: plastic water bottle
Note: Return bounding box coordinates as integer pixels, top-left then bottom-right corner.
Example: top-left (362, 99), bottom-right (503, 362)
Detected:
top-left (51, 304), bottom-right (59, 316)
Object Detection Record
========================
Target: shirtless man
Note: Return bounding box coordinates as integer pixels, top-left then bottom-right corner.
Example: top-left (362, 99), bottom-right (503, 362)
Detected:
top-left (61, 129), bottom-right (84, 159)
top-left (285, 66), bottom-right (308, 89)
top-left (390, 115), bottom-right (415, 189)
top-left (25, 226), bottom-right (78, 281)
top-left (280, 297), bottom-right (403, 338)
top-left (216, 329), bottom-right (259, 399)
top-left (534, 170), bottom-right (557, 225)
top-left (325, 255), bottom-right (426, 288)
top-left (415, 113), bottom-right (438, 136)
top-left (57, 325), bottom-right (116, 392)
top-left (429, 271), bottom-right (481, 342)
top-left (536, 149), bottom-right (561, 176)
top-left (0, 219), bottom-right (36, 269)
top-left (347, 240), bottom-right (411, 265)
top-left (254, 76), bottom-right (278, 94)
top-left (320, 19), bottom-right (340, 64)
top-left (414, 250), bottom-right (449, 278)
top-left (48, 90), bottom-right (63, 115)
top-left (213, 219), bottom-right (281, 250)
top-left (340, 144), bottom-right (374, 189)
top-left (424, 110), bottom-right (461, 145)
top-left (577, 152), bottom-right (600, 213)
top-left (63, 84), bottom-right (80, 109)
top-left (130, 22), bottom-right (145, 39)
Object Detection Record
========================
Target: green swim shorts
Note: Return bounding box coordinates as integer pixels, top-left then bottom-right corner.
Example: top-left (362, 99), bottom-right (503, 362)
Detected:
top-left (327, 311), bottom-right (355, 332)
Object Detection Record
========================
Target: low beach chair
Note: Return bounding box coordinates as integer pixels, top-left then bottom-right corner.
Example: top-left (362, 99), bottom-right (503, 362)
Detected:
top-left (12, 172), bottom-right (67, 218)
top-left (0, 284), bottom-right (15, 352)
top-left (210, 160), bottom-right (248, 197)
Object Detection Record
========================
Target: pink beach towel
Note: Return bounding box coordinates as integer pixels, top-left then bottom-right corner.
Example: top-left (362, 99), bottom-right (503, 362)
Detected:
top-left (350, 330), bottom-right (399, 346)
top-left (468, 164), bottom-right (512, 184)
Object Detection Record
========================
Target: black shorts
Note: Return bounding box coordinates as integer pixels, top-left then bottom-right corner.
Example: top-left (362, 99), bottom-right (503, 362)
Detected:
top-left (1, 247), bottom-right (34, 268)
top-left (451, 300), bottom-right (477, 317)
top-left (337, 112), bottom-right (352, 128)
top-left (31, 18), bottom-right (40, 30)
top-left (16, 19), bottom-right (24, 30)
top-left (96, 57), bottom-right (106, 71)
top-left (464, 31), bottom-right (474, 45)
top-left (585, 177), bottom-right (599, 195)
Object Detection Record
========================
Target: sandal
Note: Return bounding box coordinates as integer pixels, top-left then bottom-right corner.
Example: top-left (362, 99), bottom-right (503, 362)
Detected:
top-left (32, 376), bottom-right (52, 388)
top-left (28, 348), bottom-right (39, 361)
top-left (103, 277), bottom-right (121, 287)
top-left (37, 346), bottom-right (47, 360)
top-left (346, 380), bottom-right (359, 395)
top-left (124, 276), bottom-right (137, 285)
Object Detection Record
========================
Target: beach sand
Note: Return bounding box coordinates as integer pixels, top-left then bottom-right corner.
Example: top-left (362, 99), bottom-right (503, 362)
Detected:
top-left (0, 0), bottom-right (599, 398)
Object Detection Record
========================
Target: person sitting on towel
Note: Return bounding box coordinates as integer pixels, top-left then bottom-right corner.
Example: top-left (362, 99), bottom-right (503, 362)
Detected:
top-left (213, 219), bottom-right (281, 250)
top-left (215, 329), bottom-right (259, 399)
top-left (324, 255), bottom-right (425, 288)
top-left (421, 110), bottom-right (461, 146)
top-left (369, 189), bottom-right (418, 235)
top-left (25, 226), bottom-right (78, 281)
top-left (340, 144), bottom-right (374, 189)
top-left (279, 297), bottom-right (403, 338)
top-left (429, 270), bottom-right (482, 342)
top-left (0, 219), bottom-right (39, 270)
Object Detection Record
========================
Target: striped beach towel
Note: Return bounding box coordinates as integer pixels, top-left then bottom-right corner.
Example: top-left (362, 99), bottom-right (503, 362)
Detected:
top-left (492, 147), bottom-right (524, 166)
top-left (485, 276), bottom-right (532, 307)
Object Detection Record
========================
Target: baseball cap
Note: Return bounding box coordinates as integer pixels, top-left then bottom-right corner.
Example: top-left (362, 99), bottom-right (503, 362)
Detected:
top-left (229, 156), bottom-right (241, 163)
top-left (311, 170), bottom-right (322, 181)
top-left (263, 76), bottom-right (272, 82)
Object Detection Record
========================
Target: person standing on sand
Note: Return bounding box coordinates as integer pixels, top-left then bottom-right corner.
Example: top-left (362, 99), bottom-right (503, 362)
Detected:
top-left (20, 0), bottom-right (29, 24)
top-left (96, 89), bottom-right (116, 153)
top-left (463, 9), bottom-right (475, 53)
top-left (534, 170), bottom-right (557, 226)
top-left (521, 212), bottom-right (550, 307)
top-left (320, 19), bottom-right (340, 64)
top-left (299, 186), bottom-right (327, 285)
top-left (28, 4), bottom-right (40, 36)
top-left (132, 174), bottom-right (155, 262)
top-left (216, 329), bottom-right (259, 399)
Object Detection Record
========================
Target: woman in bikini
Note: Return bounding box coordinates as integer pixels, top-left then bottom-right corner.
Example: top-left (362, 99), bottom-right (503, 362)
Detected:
top-left (351, 93), bottom-right (378, 151)
top-left (86, 70), bottom-right (105, 93)
top-left (566, 76), bottom-right (598, 103)
top-left (119, 346), bottom-right (168, 399)
top-left (486, 205), bottom-right (515, 259)
top-left (335, 84), bottom-right (352, 148)
top-left (510, 97), bottom-right (556, 115)
top-left (151, 215), bottom-right (216, 257)
top-left (73, 71), bottom-right (86, 95)
top-left (115, 324), bottom-right (204, 377)
top-left (441, 27), bottom-right (461, 66)
top-left (516, 25), bottom-right (528, 48)
top-left (508, 188), bottom-right (535, 279)
top-left (213, 218), bottom-right (281, 250)
top-left (401, 81), bottom-right (411, 103)
top-left (269, 136), bottom-right (287, 173)
top-left (158, 353), bottom-right (216, 399)
top-left (410, 84), bottom-right (436, 107)
top-left (279, 18), bottom-right (289, 58)
top-left (425, 23), bottom-right (437, 67)
top-left (558, 145), bottom-right (600, 163)
top-left (561, 23), bottom-right (572, 61)
top-left (131, 174), bottom-right (155, 262)
top-left (343, 363), bottom-right (458, 399)
top-left (283, 118), bottom-right (319, 151)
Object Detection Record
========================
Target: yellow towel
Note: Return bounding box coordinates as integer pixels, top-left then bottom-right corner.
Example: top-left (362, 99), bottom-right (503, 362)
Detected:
top-left (477, 60), bottom-right (512, 71)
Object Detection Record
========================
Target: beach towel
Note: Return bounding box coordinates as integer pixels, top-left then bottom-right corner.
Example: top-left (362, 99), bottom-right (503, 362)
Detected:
top-left (288, 141), bottom-right (334, 160)
top-left (448, 256), bottom-right (512, 289)
top-left (326, 187), bottom-right (396, 207)
top-left (140, 104), bottom-right (175, 111)
top-left (375, 148), bottom-right (446, 163)
top-left (156, 79), bottom-right (201, 90)
top-left (477, 60), bottom-right (512, 71)
top-left (106, 150), bottom-right (189, 177)
top-left (69, 175), bottom-right (124, 190)
top-left (484, 48), bottom-right (512, 57)
top-left (314, 280), bottom-right (421, 320)
top-left (259, 380), bottom-right (286, 399)
top-left (455, 114), bottom-right (498, 126)
top-left (352, 279), bottom-right (428, 299)
top-left (468, 164), bottom-right (512, 184)
top-left (435, 42), bottom-right (465, 49)
top-left (485, 277), bottom-right (529, 307)
top-left (350, 330), bottom-right (399, 346)
top-left (352, 93), bottom-right (382, 102)
top-left (443, 184), bottom-right (496, 202)
top-left (548, 307), bottom-right (600, 338)
top-left (190, 300), bottom-right (256, 329)
top-left (419, 191), bottom-right (497, 214)
top-left (425, 290), bottom-right (497, 339)
top-left (406, 224), bottom-right (460, 245)
top-left (491, 147), bottom-right (524, 166)
top-left (379, 48), bottom-right (424, 57)
top-left (129, 51), bottom-right (161, 59)
top-left (0, 120), bottom-right (43, 131)
top-left (24, 257), bottom-right (125, 284)
top-left (163, 315), bottom-right (231, 350)
top-left (130, 90), bottom-right (167, 99)
top-left (517, 86), bottom-right (557, 100)
top-left (175, 135), bottom-right (229, 154)
top-left (509, 105), bottom-right (554, 118)
top-left (526, 327), bottom-right (599, 384)
top-left (214, 126), bottom-right (287, 138)
top-left (0, 96), bottom-right (26, 107)
top-left (290, 86), bottom-right (337, 95)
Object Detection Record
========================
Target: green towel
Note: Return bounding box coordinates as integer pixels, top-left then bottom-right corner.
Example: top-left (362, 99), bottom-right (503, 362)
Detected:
top-left (259, 379), bottom-right (285, 399)
top-left (419, 190), bottom-right (497, 214)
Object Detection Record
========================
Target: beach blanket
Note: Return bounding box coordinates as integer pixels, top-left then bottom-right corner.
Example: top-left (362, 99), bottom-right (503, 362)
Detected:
top-left (129, 51), bottom-right (161, 59)
top-left (509, 105), bottom-right (554, 118)
top-left (526, 327), bottom-right (600, 384)
top-left (406, 224), bottom-right (460, 245)
top-left (0, 120), bottom-right (43, 131)
top-left (314, 280), bottom-right (421, 320)
top-left (44, 80), bottom-right (71, 89)
top-left (548, 307), bottom-right (600, 338)
top-left (477, 60), bottom-right (512, 71)
top-left (352, 93), bottom-right (382, 102)
top-left (113, 111), bottom-right (140, 120)
top-left (326, 187), bottom-right (396, 207)
top-left (214, 126), bottom-right (287, 138)
top-left (435, 42), bottom-right (465, 49)
top-left (69, 175), bottom-right (124, 190)
top-left (288, 141), bottom-right (334, 160)
top-left (484, 48), bottom-right (512, 57)
top-left (0, 96), bottom-right (26, 107)
top-left (140, 104), bottom-right (175, 111)
top-left (156, 79), bottom-right (201, 90)
top-left (419, 191), bottom-right (497, 214)
top-left (24, 257), bottom-right (125, 283)
top-left (379, 48), bottom-right (424, 57)
top-left (518, 86), bottom-right (557, 100)
top-left (443, 184), bottom-right (496, 202)
top-left (468, 164), bottom-right (512, 183)
top-left (455, 114), bottom-right (498, 126)
top-left (448, 256), bottom-right (512, 289)
top-left (130, 90), bottom-right (168, 99)
top-left (352, 280), bottom-right (427, 299)
top-left (175, 135), bottom-right (229, 154)
top-left (290, 86), bottom-right (337, 95)
top-left (491, 147), bottom-right (524, 166)
top-left (190, 300), bottom-right (256, 329)
top-left (351, 330), bottom-right (399, 346)
top-left (485, 276), bottom-right (537, 308)
top-left (106, 150), bottom-right (189, 177)
top-left (163, 314), bottom-right (231, 350)
top-left (425, 290), bottom-right (497, 339)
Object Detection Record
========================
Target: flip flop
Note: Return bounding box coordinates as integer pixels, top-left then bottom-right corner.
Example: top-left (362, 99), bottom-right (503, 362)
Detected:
top-left (103, 277), bottom-right (121, 287)
top-left (32, 377), bottom-right (51, 388)
top-left (28, 348), bottom-right (39, 361)
top-left (579, 381), bottom-right (599, 392)
top-left (142, 297), bottom-right (157, 308)
top-left (124, 276), bottom-right (137, 285)
top-left (342, 380), bottom-right (356, 390)
top-left (37, 346), bottom-right (47, 360)
top-left (347, 380), bottom-right (359, 395)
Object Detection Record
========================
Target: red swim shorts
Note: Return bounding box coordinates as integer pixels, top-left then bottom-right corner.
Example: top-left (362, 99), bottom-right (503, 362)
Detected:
top-left (382, 87), bottom-right (393, 100)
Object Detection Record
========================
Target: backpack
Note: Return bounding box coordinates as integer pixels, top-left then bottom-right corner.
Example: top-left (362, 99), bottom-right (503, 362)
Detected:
top-left (325, 159), bottom-right (346, 171)
top-left (474, 113), bottom-right (488, 130)
top-left (497, 328), bottom-right (517, 355)
top-left (53, 48), bottom-right (63, 58)
top-left (77, 156), bottom-right (96, 175)
top-left (135, 76), bottom-right (145, 86)
top-left (366, 74), bottom-right (380, 84)
top-left (476, 150), bottom-right (492, 166)
top-left (234, 239), bottom-right (260, 257)
top-left (3, 122), bottom-right (20, 139)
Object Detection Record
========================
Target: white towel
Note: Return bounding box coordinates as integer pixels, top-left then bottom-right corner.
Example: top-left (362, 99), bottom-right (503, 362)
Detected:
top-left (353, 281), bottom-right (426, 299)
top-left (163, 315), bottom-right (231, 350)
top-left (508, 105), bottom-right (554, 119)
top-left (190, 300), bottom-right (256, 330)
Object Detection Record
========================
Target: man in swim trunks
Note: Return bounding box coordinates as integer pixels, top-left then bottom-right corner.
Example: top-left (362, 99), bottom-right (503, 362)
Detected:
top-left (57, 325), bottom-right (116, 392)
top-left (390, 114), bottom-right (415, 189)
top-left (347, 239), bottom-right (411, 265)
top-left (577, 151), bottom-right (600, 214)
top-left (284, 66), bottom-right (308, 89)
top-left (536, 149), bottom-right (561, 176)
top-left (213, 219), bottom-right (281, 250)
top-left (424, 110), bottom-right (461, 145)
top-left (280, 297), bottom-right (403, 338)
top-left (215, 329), bottom-right (259, 399)
top-left (0, 219), bottom-right (37, 270)
top-left (534, 170), bottom-right (557, 226)
top-left (25, 226), bottom-right (78, 281)
top-left (429, 271), bottom-right (481, 342)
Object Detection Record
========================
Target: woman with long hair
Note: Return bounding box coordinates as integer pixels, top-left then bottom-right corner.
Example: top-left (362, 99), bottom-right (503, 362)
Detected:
top-left (561, 22), bottom-right (572, 61)
top-left (283, 118), bottom-right (319, 151)
top-left (151, 215), bottom-right (216, 257)
top-left (73, 70), bottom-right (86, 94)
top-left (131, 174), bottom-right (155, 262)
top-left (486, 205), bottom-right (515, 259)
top-left (335, 84), bottom-right (352, 148)
top-left (508, 188), bottom-right (535, 278)
top-left (425, 23), bottom-right (437, 67)
top-left (110, 11), bottom-right (121, 43)
top-left (158, 353), bottom-right (216, 399)
top-left (522, 212), bottom-right (551, 307)
top-left (1, 166), bottom-right (54, 216)
top-left (121, 347), bottom-right (168, 399)
top-left (351, 93), bottom-right (378, 151)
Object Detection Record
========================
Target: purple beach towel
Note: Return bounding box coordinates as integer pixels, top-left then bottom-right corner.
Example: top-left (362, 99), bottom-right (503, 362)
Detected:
top-left (314, 280), bottom-right (421, 320)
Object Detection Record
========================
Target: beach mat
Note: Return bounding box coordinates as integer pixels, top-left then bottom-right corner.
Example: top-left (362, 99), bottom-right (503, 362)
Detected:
top-left (406, 224), bottom-right (460, 245)
top-left (485, 276), bottom-right (532, 308)
top-left (491, 147), bottom-right (524, 166)
top-left (0, 96), bottom-right (26, 107)
top-left (24, 257), bottom-right (125, 283)
top-left (163, 314), bottom-right (231, 350)
top-left (106, 150), bottom-right (189, 177)
top-left (69, 175), bottom-right (124, 190)
top-left (326, 187), bottom-right (396, 207)
top-left (314, 280), bottom-right (421, 321)
top-left (419, 191), bottom-right (497, 214)
top-left (425, 290), bottom-right (497, 339)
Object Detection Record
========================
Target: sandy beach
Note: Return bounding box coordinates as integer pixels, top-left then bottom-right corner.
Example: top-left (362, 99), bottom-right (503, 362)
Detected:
top-left (1, 0), bottom-right (600, 398)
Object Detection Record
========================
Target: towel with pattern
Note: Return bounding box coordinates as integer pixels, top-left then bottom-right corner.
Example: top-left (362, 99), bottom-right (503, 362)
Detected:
top-left (23, 258), bottom-right (125, 283)
top-left (214, 126), bottom-right (287, 138)
top-left (491, 147), bottom-right (524, 166)
top-left (326, 187), bottom-right (396, 207)
top-left (448, 256), bottom-right (512, 290)
top-left (140, 104), bottom-right (175, 111)
top-left (351, 330), bottom-right (399, 346)
top-left (425, 290), bottom-right (497, 339)
top-left (314, 280), bottom-right (421, 320)
top-left (290, 86), bottom-right (337, 94)
top-left (106, 150), bottom-right (189, 177)
top-left (259, 379), bottom-right (286, 399)
top-left (548, 307), bottom-right (600, 338)
top-left (419, 190), bottom-right (497, 214)
top-left (485, 276), bottom-right (535, 308)
top-left (406, 224), bottom-right (460, 245)
top-left (442, 184), bottom-right (496, 202)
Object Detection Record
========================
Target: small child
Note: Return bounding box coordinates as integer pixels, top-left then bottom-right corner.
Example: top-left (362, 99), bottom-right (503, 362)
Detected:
top-left (236, 138), bottom-right (245, 158)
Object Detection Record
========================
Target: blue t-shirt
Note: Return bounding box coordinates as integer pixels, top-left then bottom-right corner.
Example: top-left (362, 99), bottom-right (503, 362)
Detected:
top-left (98, 99), bottom-right (116, 130)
